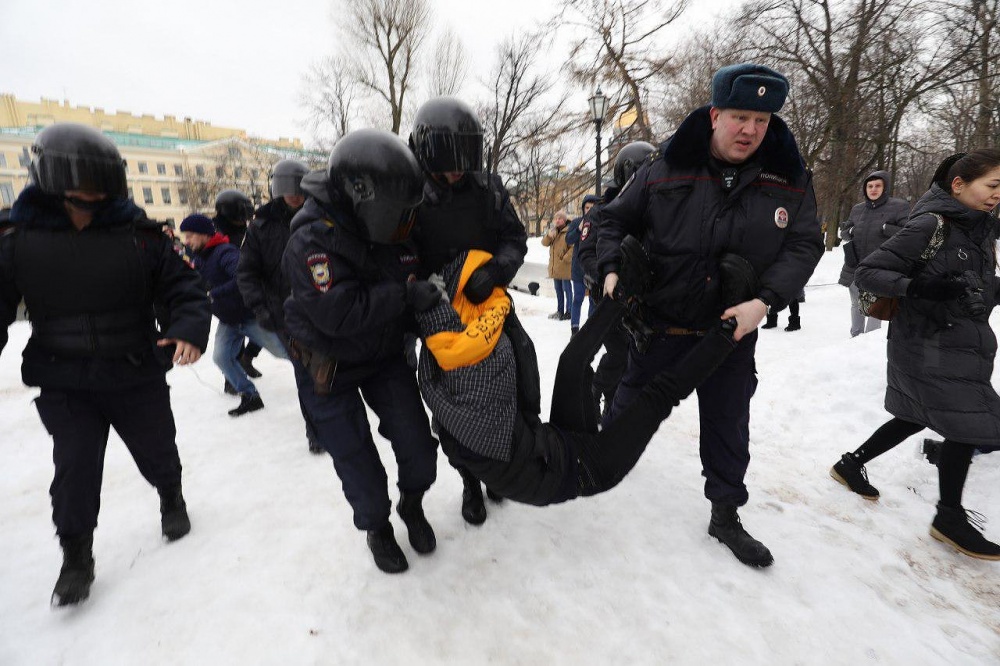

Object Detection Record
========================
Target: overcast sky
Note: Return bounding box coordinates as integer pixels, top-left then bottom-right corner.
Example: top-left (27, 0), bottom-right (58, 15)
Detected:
top-left (1, 0), bottom-right (737, 147)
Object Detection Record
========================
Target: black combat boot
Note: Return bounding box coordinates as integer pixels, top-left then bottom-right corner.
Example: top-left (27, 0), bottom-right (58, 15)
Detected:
top-left (708, 503), bottom-right (774, 568)
top-left (366, 523), bottom-right (408, 574)
top-left (239, 352), bottom-right (263, 378)
top-left (396, 491), bottom-right (436, 554)
top-left (459, 468), bottom-right (487, 525)
top-left (52, 533), bottom-right (95, 607)
top-left (930, 504), bottom-right (1000, 560)
top-left (784, 315), bottom-right (801, 331)
top-left (761, 312), bottom-right (778, 329)
top-left (159, 485), bottom-right (191, 541)
top-left (228, 393), bottom-right (264, 417)
top-left (830, 453), bottom-right (879, 500)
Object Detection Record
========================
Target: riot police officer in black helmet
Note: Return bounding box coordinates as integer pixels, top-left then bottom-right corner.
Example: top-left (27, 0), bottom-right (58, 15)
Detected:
top-left (576, 140), bottom-right (658, 423)
top-left (282, 129), bottom-right (440, 574)
top-left (408, 96), bottom-right (528, 527)
top-left (0, 122), bottom-right (211, 606)
top-left (214, 188), bottom-right (254, 247)
top-left (237, 159), bottom-right (320, 451)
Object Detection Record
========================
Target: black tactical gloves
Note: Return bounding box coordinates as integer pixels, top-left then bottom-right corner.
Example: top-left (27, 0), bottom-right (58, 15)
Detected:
top-left (463, 262), bottom-right (500, 304)
top-left (406, 280), bottom-right (445, 312)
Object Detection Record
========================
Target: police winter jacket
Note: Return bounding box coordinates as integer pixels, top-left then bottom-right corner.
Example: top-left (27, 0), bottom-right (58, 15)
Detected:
top-left (413, 173), bottom-right (527, 284)
top-left (237, 198), bottom-right (298, 331)
top-left (416, 251), bottom-right (573, 505)
top-left (838, 171), bottom-right (910, 287)
top-left (597, 106), bottom-right (823, 329)
top-left (576, 187), bottom-right (620, 286)
top-left (191, 233), bottom-right (253, 325)
top-left (282, 197), bottom-right (419, 385)
top-left (542, 225), bottom-right (573, 280)
top-left (0, 187), bottom-right (210, 390)
top-left (855, 185), bottom-right (1000, 448)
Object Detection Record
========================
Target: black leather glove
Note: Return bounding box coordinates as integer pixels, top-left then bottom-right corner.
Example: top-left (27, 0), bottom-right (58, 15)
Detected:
top-left (906, 273), bottom-right (966, 301)
top-left (254, 307), bottom-right (277, 332)
top-left (406, 280), bottom-right (444, 312)
top-left (463, 264), bottom-right (499, 304)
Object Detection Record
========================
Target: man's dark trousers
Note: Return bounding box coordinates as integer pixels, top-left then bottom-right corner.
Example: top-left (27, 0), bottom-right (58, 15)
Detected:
top-left (604, 330), bottom-right (758, 505)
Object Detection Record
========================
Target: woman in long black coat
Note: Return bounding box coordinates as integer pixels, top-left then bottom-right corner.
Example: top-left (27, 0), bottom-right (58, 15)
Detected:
top-left (830, 150), bottom-right (1000, 560)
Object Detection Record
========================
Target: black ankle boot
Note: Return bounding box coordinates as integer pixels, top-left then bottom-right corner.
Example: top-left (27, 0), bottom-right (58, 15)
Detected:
top-left (761, 312), bottom-right (778, 329)
top-left (396, 491), bottom-right (436, 554)
top-left (784, 315), bottom-right (801, 331)
top-left (52, 533), bottom-right (95, 607)
top-left (239, 353), bottom-right (263, 378)
top-left (159, 485), bottom-right (191, 541)
top-left (830, 453), bottom-right (879, 500)
top-left (459, 469), bottom-right (487, 525)
top-left (366, 523), bottom-right (408, 573)
top-left (228, 393), bottom-right (264, 417)
top-left (708, 503), bottom-right (773, 568)
top-left (930, 504), bottom-right (1000, 560)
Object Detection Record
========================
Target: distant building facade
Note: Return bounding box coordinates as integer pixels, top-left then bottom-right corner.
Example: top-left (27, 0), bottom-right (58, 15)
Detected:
top-left (0, 94), bottom-right (322, 225)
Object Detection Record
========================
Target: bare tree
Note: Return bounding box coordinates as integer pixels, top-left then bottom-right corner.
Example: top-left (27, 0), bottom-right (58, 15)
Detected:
top-left (556, 0), bottom-right (689, 142)
top-left (299, 55), bottom-right (359, 150)
top-left (342, 0), bottom-right (432, 133)
top-left (425, 27), bottom-right (468, 97)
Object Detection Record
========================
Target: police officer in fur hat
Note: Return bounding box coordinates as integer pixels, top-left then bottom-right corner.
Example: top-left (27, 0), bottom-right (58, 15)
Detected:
top-left (596, 63), bottom-right (824, 568)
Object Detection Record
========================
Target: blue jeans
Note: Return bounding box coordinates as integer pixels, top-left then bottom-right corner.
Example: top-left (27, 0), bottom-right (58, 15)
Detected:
top-left (570, 279), bottom-right (587, 327)
top-left (554, 279), bottom-right (573, 314)
top-left (212, 318), bottom-right (289, 395)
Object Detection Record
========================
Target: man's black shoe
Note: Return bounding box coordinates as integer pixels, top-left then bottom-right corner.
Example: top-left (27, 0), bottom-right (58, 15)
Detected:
top-left (459, 468), bottom-right (487, 525)
top-left (52, 533), bottom-right (95, 607)
top-left (239, 353), bottom-right (263, 378)
top-left (613, 235), bottom-right (653, 302)
top-left (366, 523), bottom-right (408, 573)
top-left (396, 491), bottom-right (436, 554)
top-left (830, 453), bottom-right (879, 500)
top-left (159, 485), bottom-right (191, 541)
top-left (930, 503), bottom-right (1000, 560)
top-left (718, 253), bottom-right (761, 308)
top-left (708, 503), bottom-right (774, 568)
top-left (228, 393), bottom-right (264, 417)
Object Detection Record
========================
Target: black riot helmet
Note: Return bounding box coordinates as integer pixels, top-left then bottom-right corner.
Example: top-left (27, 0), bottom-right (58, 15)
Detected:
top-left (613, 141), bottom-right (656, 187)
top-left (29, 123), bottom-right (128, 199)
top-left (270, 159), bottom-right (309, 198)
top-left (328, 128), bottom-right (424, 244)
top-left (215, 189), bottom-right (254, 222)
top-left (408, 97), bottom-right (484, 175)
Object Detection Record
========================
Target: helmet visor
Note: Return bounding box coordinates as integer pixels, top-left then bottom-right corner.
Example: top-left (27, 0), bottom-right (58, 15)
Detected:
top-left (415, 130), bottom-right (483, 174)
top-left (32, 151), bottom-right (127, 198)
top-left (271, 174), bottom-right (304, 197)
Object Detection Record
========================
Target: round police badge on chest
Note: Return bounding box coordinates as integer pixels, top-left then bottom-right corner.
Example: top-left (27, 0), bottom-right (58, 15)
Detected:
top-left (774, 207), bottom-right (789, 229)
top-left (307, 253), bottom-right (332, 292)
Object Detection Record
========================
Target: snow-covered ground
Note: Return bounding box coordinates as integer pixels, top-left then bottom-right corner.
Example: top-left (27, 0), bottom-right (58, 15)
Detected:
top-left (1, 245), bottom-right (998, 665)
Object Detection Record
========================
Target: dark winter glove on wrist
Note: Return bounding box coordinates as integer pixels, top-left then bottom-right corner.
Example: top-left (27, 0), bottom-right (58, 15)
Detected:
top-left (906, 273), bottom-right (966, 301)
top-left (463, 263), bottom-right (500, 304)
top-left (406, 280), bottom-right (445, 313)
top-left (254, 307), bottom-right (277, 332)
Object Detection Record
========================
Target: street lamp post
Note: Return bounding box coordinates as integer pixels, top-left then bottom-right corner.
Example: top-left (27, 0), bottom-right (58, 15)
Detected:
top-left (588, 87), bottom-right (609, 195)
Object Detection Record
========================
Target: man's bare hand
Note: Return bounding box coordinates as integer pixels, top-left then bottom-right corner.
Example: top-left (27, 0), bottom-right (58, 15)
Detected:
top-left (603, 272), bottom-right (619, 299)
top-left (721, 298), bottom-right (768, 341)
top-left (157, 338), bottom-right (202, 365)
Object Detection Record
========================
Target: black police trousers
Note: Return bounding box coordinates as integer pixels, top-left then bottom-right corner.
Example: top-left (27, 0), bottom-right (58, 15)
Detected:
top-left (607, 327), bottom-right (758, 506)
top-left (295, 354), bottom-right (438, 530)
top-left (33, 378), bottom-right (183, 538)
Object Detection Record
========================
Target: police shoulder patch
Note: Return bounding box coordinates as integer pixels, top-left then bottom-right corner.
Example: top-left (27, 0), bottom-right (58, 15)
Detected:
top-left (580, 220), bottom-right (592, 242)
top-left (307, 253), bottom-right (333, 292)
